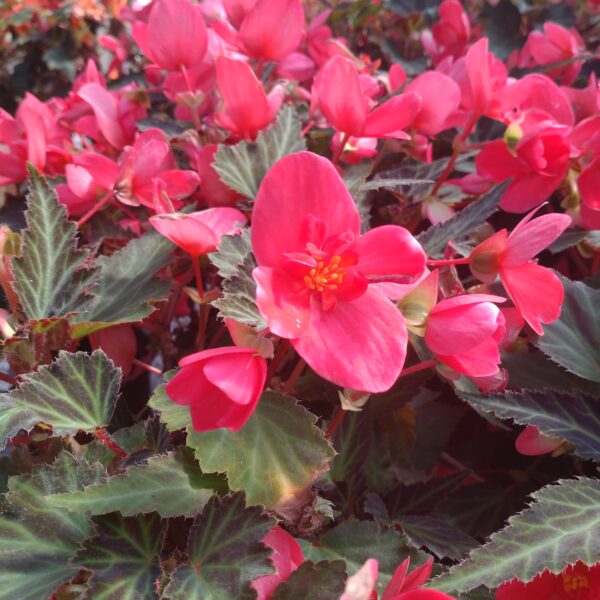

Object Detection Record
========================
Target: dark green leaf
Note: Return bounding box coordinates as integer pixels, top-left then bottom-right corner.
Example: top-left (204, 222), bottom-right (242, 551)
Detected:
top-left (188, 392), bottom-right (335, 507)
top-left (12, 168), bottom-right (96, 320)
top-left (214, 106), bottom-right (306, 199)
top-left (272, 560), bottom-right (347, 600)
top-left (330, 411), bottom-right (372, 483)
top-left (73, 513), bottom-right (164, 600)
top-left (460, 389), bottom-right (600, 461)
top-left (429, 478), bottom-right (600, 593)
top-left (536, 276), bottom-right (600, 382)
top-left (417, 182), bottom-right (509, 257)
top-left (164, 493), bottom-right (275, 599)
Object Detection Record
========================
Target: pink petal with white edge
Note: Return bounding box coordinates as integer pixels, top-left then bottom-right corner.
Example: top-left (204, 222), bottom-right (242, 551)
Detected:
top-left (500, 262), bottom-right (564, 335)
top-left (354, 225), bottom-right (426, 283)
top-left (253, 266), bottom-right (310, 339)
top-left (252, 152), bottom-right (360, 268)
top-left (293, 288), bottom-right (408, 393)
top-left (503, 211), bottom-right (571, 267)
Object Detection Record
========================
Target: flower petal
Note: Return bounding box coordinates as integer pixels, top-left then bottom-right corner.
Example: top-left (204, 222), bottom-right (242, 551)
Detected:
top-left (363, 92), bottom-right (421, 139)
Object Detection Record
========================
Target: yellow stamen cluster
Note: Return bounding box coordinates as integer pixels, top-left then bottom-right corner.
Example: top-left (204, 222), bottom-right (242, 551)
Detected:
top-left (562, 573), bottom-right (588, 593)
top-left (304, 255), bottom-right (345, 292)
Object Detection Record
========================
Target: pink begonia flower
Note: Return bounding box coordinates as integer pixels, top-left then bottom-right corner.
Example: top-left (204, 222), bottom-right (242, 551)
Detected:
top-left (215, 57), bottom-right (283, 140)
top-left (0, 93), bottom-right (71, 184)
top-left (165, 346), bottom-right (267, 432)
top-left (313, 56), bottom-right (421, 140)
top-left (425, 294), bottom-right (506, 378)
top-left (185, 142), bottom-right (241, 207)
top-left (405, 71), bottom-right (461, 137)
top-left (519, 22), bottom-right (584, 86)
top-left (252, 527), bottom-right (304, 599)
top-left (515, 425), bottom-right (563, 456)
top-left (562, 74), bottom-right (600, 121)
top-left (251, 152), bottom-right (426, 393)
top-left (470, 208), bottom-right (572, 335)
top-left (89, 324), bottom-right (137, 377)
top-left (341, 556), bottom-right (455, 600)
top-left (330, 132), bottom-right (378, 165)
top-left (163, 62), bottom-right (215, 122)
top-left (150, 208), bottom-right (247, 257)
top-left (577, 158), bottom-right (600, 231)
top-left (421, 0), bottom-right (470, 65)
top-left (222, 0), bottom-right (257, 29)
top-left (240, 0), bottom-right (304, 62)
top-left (476, 121), bottom-right (571, 213)
top-left (497, 562), bottom-right (600, 600)
top-left (131, 0), bottom-right (208, 72)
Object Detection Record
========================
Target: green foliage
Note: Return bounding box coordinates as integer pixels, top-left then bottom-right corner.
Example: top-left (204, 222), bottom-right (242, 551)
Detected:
top-left (73, 513), bottom-right (165, 600)
top-left (188, 391), bottom-right (335, 508)
top-left (148, 379), bottom-right (191, 431)
top-left (271, 561), bottom-right (347, 600)
top-left (460, 389), bottom-right (600, 461)
top-left (11, 168), bottom-right (96, 321)
top-left (0, 452), bottom-right (105, 600)
top-left (46, 451), bottom-right (212, 517)
top-left (0, 350), bottom-right (120, 447)
top-left (536, 277), bottom-right (600, 382)
top-left (214, 106), bottom-right (306, 199)
top-left (430, 478), bottom-right (600, 593)
top-left (208, 229), bottom-right (267, 328)
top-left (164, 493), bottom-right (275, 599)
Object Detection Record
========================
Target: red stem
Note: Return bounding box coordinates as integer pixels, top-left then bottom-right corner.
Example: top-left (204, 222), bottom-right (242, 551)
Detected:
top-left (180, 65), bottom-right (202, 130)
top-left (0, 371), bottom-right (16, 386)
top-left (192, 256), bottom-right (204, 302)
top-left (267, 339), bottom-right (290, 383)
top-left (76, 190), bottom-right (115, 228)
top-left (282, 357), bottom-right (306, 394)
top-left (132, 358), bottom-right (162, 377)
top-left (427, 257), bottom-right (471, 267)
top-left (325, 407), bottom-right (345, 439)
top-left (399, 358), bottom-right (437, 378)
top-left (332, 131), bottom-right (350, 166)
top-left (94, 428), bottom-right (127, 460)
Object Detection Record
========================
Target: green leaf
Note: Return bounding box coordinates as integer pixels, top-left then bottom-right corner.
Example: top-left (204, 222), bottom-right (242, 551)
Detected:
top-left (46, 451), bottom-right (212, 518)
top-left (398, 515), bottom-right (478, 561)
top-left (271, 560), bottom-right (347, 600)
top-left (548, 228), bottom-right (600, 254)
top-left (1, 350), bottom-right (120, 447)
top-left (73, 513), bottom-right (165, 600)
top-left (72, 231), bottom-right (174, 336)
top-left (188, 391), bottom-right (335, 507)
top-left (300, 521), bottom-right (428, 594)
top-left (164, 493), bottom-right (275, 600)
top-left (0, 452), bottom-right (106, 600)
top-left (460, 389), bottom-right (600, 461)
top-left (213, 105), bottom-right (306, 199)
top-left (209, 229), bottom-right (266, 329)
top-left (417, 181), bottom-right (509, 257)
top-left (330, 411), bottom-right (372, 483)
top-left (148, 379), bottom-right (190, 431)
top-left (11, 168), bottom-right (96, 320)
top-left (536, 277), bottom-right (600, 382)
top-left (429, 477), bottom-right (600, 593)
top-left (0, 396), bottom-right (37, 447)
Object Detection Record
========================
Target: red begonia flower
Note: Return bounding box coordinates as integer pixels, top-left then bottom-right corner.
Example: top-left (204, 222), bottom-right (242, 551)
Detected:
top-left (251, 152), bottom-right (426, 393)
top-left (89, 324), bottom-right (137, 377)
top-left (252, 527), bottom-right (304, 599)
top-left (425, 294), bottom-right (506, 378)
top-left (476, 122), bottom-right (571, 213)
top-left (577, 158), bottom-right (600, 230)
top-left (421, 0), bottom-right (471, 65)
top-left (150, 208), bottom-right (246, 257)
top-left (313, 56), bottom-right (421, 140)
top-left (497, 562), bottom-right (600, 600)
top-left (131, 0), bottom-right (207, 72)
top-left (515, 426), bottom-right (563, 456)
top-left (165, 346), bottom-right (266, 432)
top-left (470, 208), bottom-right (572, 335)
top-left (215, 57), bottom-right (283, 140)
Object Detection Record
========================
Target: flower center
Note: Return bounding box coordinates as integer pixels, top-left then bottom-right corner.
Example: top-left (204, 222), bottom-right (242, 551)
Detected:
top-left (562, 573), bottom-right (588, 593)
top-left (304, 255), bottom-right (345, 292)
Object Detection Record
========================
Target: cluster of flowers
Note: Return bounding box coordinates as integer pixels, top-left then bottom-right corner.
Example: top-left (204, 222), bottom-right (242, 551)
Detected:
top-left (1, 0), bottom-right (595, 439)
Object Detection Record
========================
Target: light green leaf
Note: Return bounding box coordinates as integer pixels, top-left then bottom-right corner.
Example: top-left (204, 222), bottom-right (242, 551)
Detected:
top-left (46, 451), bottom-right (212, 518)
top-left (0, 396), bottom-right (37, 447)
top-left (460, 389), bottom-right (600, 461)
top-left (213, 105), bottom-right (306, 199)
top-left (11, 167), bottom-right (96, 320)
top-left (73, 513), bottom-right (164, 600)
top-left (209, 229), bottom-right (266, 328)
top-left (536, 277), bottom-right (600, 382)
top-left (148, 379), bottom-right (190, 431)
top-left (417, 181), bottom-right (509, 257)
top-left (300, 521), bottom-right (428, 594)
top-left (271, 560), bottom-right (347, 600)
top-left (1, 350), bottom-right (120, 447)
top-left (429, 477), bottom-right (600, 593)
top-left (0, 452), bottom-right (106, 600)
top-left (72, 231), bottom-right (174, 336)
top-left (164, 493), bottom-right (275, 600)
top-left (188, 391), bottom-right (335, 507)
